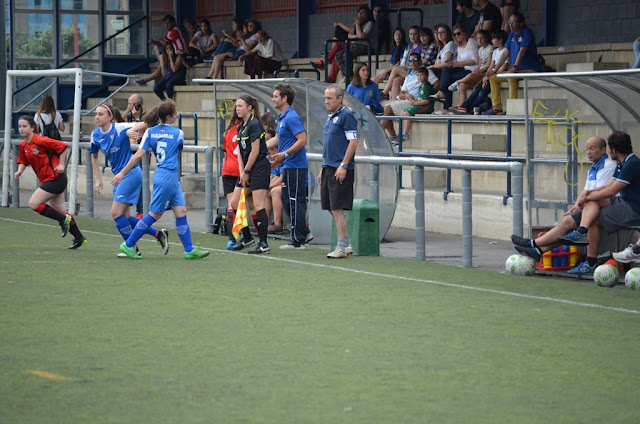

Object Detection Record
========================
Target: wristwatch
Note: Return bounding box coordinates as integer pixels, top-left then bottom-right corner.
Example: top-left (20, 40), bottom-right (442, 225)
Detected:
top-left (340, 163), bottom-right (348, 169)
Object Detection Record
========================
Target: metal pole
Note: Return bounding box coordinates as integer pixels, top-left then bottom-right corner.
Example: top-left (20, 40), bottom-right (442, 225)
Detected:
top-left (512, 163), bottom-right (524, 238)
top-left (370, 163), bottom-right (379, 204)
top-left (415, 166), bottom-right (425, 261)
top-left (205, 146), bottom-right (214, 233)
top-left (462, 169), bottom-right (472, 267)
top-left (12, 145), bottom-right (19, 207)
top-left (524, 79), bottom-right (532, 236)
top-left (86, 147), bottom-right (94, 217)
top-left (2, 74), bottom-right (13, 207)
top-left (68, 69), bottom-right (84, 215)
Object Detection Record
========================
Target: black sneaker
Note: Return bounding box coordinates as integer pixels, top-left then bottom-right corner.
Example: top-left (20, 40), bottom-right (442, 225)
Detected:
top-left (60, 215), bottom-right (72, 237)
top-left (157, 228), bottom-right (169, 255)
top-left (248, 241), bottom-right (270, 254)
top-left (68, 237), bottom-right (87, 250)
top-left (511, 234), bottom-right (531, 247)
top-left (134, 79), bottom-right (147, 86)
top-left (514, 244), bottom-right (542, 262)
top-left (231, 238), bottom-right (255, 251)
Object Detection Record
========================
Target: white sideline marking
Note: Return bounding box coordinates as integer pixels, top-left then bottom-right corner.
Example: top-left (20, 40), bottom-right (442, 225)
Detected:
top-left (2, 216), bottom-right (640, 316)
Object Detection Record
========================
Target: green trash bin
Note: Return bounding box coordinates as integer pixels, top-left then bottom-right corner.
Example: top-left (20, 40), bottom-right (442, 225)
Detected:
top-left (331, 199), bottom-right (379, 256)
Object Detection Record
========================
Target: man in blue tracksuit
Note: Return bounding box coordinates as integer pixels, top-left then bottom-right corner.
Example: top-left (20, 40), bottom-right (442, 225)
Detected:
top-left (269, 83), bottom-right (313, 249)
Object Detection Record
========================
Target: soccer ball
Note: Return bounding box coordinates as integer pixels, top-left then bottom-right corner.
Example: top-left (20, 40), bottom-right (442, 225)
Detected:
top-left (593, 264), bottom-right (619, 287)
top-left (624, 268), bottom-right (640, 290)
top-left (506, 254), bottom-right (536, 276)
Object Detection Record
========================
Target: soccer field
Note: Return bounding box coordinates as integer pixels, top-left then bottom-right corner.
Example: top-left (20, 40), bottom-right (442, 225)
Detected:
top-left (1, 207), bottom-right (639, 423)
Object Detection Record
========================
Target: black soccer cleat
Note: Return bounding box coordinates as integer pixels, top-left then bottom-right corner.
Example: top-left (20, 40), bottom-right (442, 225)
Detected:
top-left (68, 237), bottom-right (87, 250)
top-left (230, 238), bottom-right (255, 251)
top-left (248, 241), bottom-right (270, 255)
top-left (511, 234), bottom-right (531, 247)
top-left (60, 215), bottom-right (72, 237)
top-left (157, 228), bottom-right (169, 255)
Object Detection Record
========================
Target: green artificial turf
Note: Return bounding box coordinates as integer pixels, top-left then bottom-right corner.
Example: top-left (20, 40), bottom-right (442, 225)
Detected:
top-left (1, 208), bottom-right (639, 423)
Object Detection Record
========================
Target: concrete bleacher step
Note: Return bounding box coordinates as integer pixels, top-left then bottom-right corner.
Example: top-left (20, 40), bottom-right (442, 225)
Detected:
top-left (452, 134), bottom-right (506, 151)
top-left (505, 98), bottom-right (567, 116)
top-left (565, 62), bottom-right (628, 72)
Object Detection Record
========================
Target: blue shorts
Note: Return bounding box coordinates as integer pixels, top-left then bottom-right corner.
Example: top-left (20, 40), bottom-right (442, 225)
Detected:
top-left (113, 166), bottom-right (142, 205)
top-left (149, 168), bottom-right (185, 213)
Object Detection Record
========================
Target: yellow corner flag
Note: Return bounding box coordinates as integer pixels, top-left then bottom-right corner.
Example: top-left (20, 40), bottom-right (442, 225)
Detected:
top-left (232, 188), bottom-right (249, 240)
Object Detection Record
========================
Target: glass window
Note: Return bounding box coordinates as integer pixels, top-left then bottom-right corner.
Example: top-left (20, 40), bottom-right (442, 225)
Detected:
top-left (105, 14), bottom-right (146, 56)
top-left (14, 0), bottom-right (53, 10)
top-left (106, 0), bottom-right (144, 11)
top-left (60, 13), bottom-right (99, 60)
top-left (14, 13), bottom-right (54, 59)
top-left (61, 0), bottom-right (99, 11)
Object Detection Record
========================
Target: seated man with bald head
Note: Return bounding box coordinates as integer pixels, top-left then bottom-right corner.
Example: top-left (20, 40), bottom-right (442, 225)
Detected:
top-left (512, 136), bottom-right (616, 274)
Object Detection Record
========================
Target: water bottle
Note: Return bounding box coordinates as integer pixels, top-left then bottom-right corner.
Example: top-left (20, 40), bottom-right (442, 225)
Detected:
top-left (569, 245), bottom-right (578, 266)
top-left (561, 245), bottom-right (569, 267)
top-left (551, 247), bottom-right (560, 268)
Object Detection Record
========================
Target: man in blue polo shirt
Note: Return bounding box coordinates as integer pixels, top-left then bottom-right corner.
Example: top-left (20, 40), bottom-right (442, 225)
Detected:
top-left (557, 131), bottom-right (640, 248)
top-left (269, 83), bottom-right (313, 249)
top-left (319, 85), bottom-right (359, 259)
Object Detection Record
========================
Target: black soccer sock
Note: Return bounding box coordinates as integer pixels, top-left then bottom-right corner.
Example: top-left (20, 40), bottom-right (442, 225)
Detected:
top-left (587, 256), bottom-right (597, 267)
top-left (241, 225), bottom-right (251, 241)
top-left (68, 216), bottom-right (84, 240)
top-left (577, 226), bottom-right (588, 235)
top-left (35, 204), bottom-right (66, 224)
top-left (226, 209), bottom-right (235, 241)
top-left (256, 208), bottom-right (268, 244)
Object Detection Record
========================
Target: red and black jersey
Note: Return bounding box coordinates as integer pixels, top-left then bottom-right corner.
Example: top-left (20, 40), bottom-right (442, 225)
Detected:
top-left (17, 134), bottom-right (67, 183)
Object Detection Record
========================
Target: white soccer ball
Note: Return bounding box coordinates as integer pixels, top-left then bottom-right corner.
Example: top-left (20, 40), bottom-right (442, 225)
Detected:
top-left (506, 254), bottom-right (536, 276)
top-left (624, 268), bottom-right (640, 290)
top-left (593, 264), bottom-right (619, 287)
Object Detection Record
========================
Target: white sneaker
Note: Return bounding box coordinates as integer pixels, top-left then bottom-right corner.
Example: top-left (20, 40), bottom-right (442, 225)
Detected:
top-left (327, 247), bottom-right (348, 258)
top-left (345, 245), bottom-right (354, 256)
top-left (448, 81), bottom-right (459, 91)
top-left (280, 242), bottom-right (306, 250)
top-left (613, 245), bottom-right (640, 263)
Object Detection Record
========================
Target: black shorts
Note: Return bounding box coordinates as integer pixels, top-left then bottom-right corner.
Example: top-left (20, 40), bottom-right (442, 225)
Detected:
top-left (321, 166), bottom-right (354, 211)
top-left (40, 173), bottom-right (67, 195)
top-left (236, 157), bottom-right (270, 191)
top-left (222, 175), bottom-right (239, 196)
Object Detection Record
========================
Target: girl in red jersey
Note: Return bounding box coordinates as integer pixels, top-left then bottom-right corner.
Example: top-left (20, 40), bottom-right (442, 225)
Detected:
top-left (14, 116), bottom-right (86, 249)
top-left (221, 106), bottom-right (241, 249)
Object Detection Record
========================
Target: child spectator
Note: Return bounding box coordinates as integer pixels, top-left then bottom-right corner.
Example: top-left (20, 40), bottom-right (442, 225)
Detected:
top-left (450, 30), bottom-right (509, 114)
top-left (420, 27), bottom-right (438, 67)
top-left (399, 66), bottom-right (435, 142)
top-left (347, 62), bottom-right (383, 114)
top-left (153, 43), bottom-right (186, 100)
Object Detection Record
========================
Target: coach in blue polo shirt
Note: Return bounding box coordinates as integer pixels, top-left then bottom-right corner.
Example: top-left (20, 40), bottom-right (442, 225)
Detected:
top-left (318, 85), bottom-right (359, 259)
top-left (269, 83), bottom-right (313, 249)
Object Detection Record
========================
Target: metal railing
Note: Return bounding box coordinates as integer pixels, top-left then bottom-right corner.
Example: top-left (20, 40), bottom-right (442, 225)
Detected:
top-left (377, 114), bottom-right (579, 207)
top-left (178, 113), bottom-right (199, 174)
top-left (273, 68), bottom-right (321, 80)
top-left (324, 38), bottom-right (371, 89)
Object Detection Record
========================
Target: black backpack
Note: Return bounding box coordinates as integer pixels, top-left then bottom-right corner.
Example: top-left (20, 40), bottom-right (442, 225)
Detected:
top-left (39, 115), bottom-right (62, 140)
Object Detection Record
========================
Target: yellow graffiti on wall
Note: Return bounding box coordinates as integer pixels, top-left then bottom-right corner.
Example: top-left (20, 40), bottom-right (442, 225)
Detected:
top-left (532, 101), bottom-right (588, 186)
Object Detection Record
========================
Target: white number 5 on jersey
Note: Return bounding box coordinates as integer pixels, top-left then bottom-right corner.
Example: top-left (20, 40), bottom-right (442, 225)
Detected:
top-left (156, 141), bottom-right (167, 163)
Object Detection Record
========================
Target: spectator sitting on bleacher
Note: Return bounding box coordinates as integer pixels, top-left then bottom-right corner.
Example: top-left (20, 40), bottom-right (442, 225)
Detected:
top-left (633, 36), bottom-right (640, 69)
top-left (455, 0), bottom-right (480, 36)
top-left (473, 0), bottom-right (502, 35)
top-left (431, 24), bottom-right (478, 111)
top-left (373, 3), bottom-right (392, 55)
top-left (500, 0), bottom-right (519, 32)
top-left (347, 62), bottom-right (383, 114)
top-left (207, 19), bottom-right (260, 79)
top-left (398, 66), bottom-right (435, 142)
top-left (484, 12), bottom-right (540, 115)
top-left (238, 30), bottom-right (283, 79)
top-left (450, 29), bottom-right (509, 115)
top-left (329, 5), bottom-right (376, 84)
top-left (380, 25), bottom-right (422, 100)
top-left (135, 15), bottom-right (187, 86)
top-left (182, 18), bottom-right (198, 43)
top-left (372, 27), bottom-right (407, 84)
top-left (428, 24), bottom-right (457, 85)
top-left (381, 54), bottom-right (438, 141)
top-left (512, 136), bottom-right (617, 275)
top-left (448, 29), bottom-right (493, 108)
top-left (152, 43), bottom-right (186, 101)
top-left (187, 19), bottom-right (219, 63)
top-left (420, 27), bottom-right (438, 67)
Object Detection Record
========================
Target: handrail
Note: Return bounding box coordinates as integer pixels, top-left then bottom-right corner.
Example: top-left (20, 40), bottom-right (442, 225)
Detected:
top-left (13, 15), bottom-right (148, 98)
top-left (323, 38), bottom-right (371, 89)
top-left (273, 68), bottom-right (321, 80)
top-left (376, 8), bottom-right (424, 69)
top-left (376, 113), bottom-right (578, 206)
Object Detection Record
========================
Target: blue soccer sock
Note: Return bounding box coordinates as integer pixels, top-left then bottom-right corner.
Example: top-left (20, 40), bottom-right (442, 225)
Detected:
top-left (126, 214), bottom-right (157, 248)
top-left (114, 215), bottom-right (133, 241)
top-left (128, 215), bottom-right (158, 238)
top-left (176, 216), bottom-right (193, 252)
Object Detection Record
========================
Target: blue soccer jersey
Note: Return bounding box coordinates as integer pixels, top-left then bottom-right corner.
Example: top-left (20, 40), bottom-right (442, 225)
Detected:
top-left (321, 106), bottom-right (358, 170)
top-left (140, 124), bottom-right (184, 171)
top-left (276, 106), bottom-right (308, 170)
top-left (612, 154), bottom-right (640, 214)
top-left (90, 122), bottom-right (136, 174)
